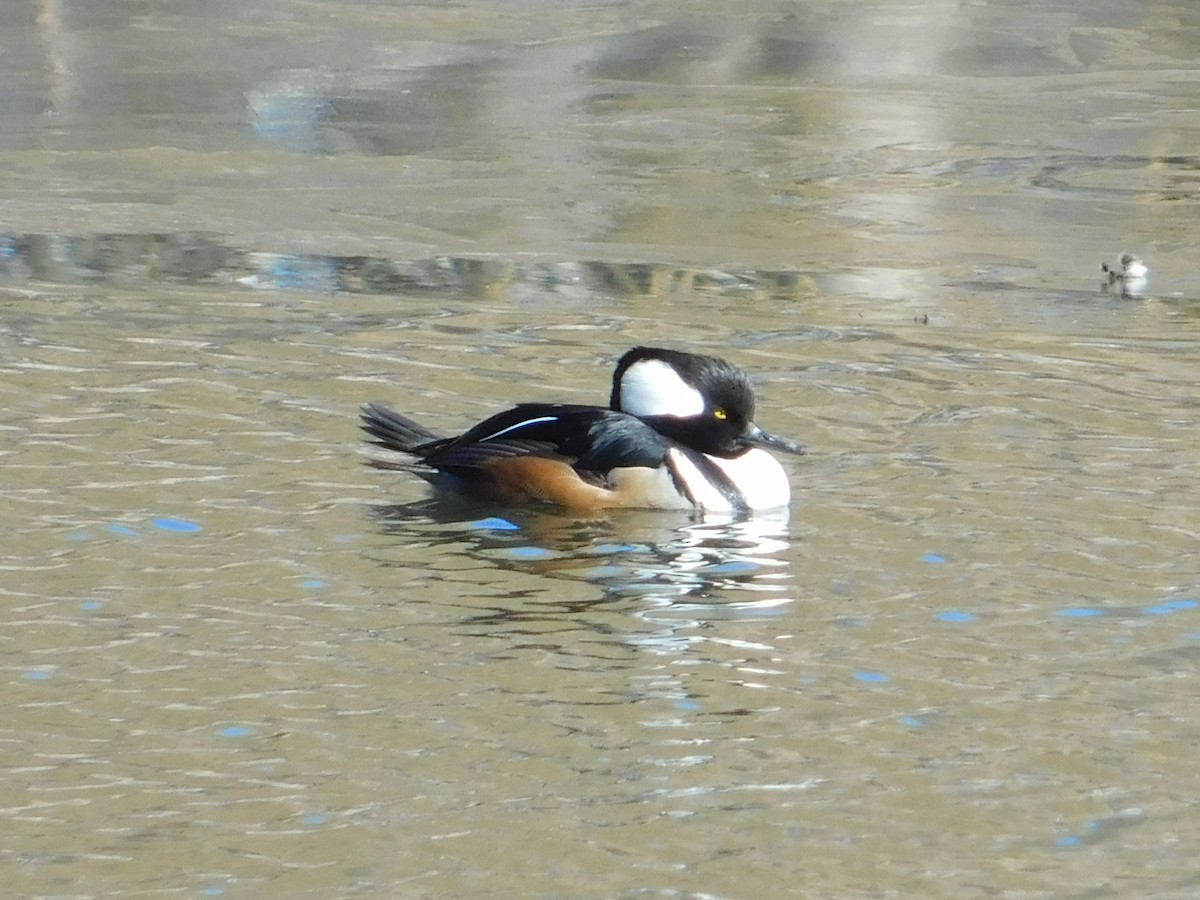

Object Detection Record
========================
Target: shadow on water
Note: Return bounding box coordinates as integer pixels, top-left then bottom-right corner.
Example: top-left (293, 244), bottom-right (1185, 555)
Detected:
top-left (8, 228), bottom-right (1194, 310)
top-left (0, 230), bottom-right (813, 300)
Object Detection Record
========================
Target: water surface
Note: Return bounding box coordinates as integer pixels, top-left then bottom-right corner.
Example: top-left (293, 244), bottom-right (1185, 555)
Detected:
top-left (2, 1), bottom-right (1199, 897)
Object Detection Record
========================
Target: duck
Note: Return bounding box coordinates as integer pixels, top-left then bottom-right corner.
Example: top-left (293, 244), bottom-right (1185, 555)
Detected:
top-left (361, 346), bottom-right (804, 513)
top-left (1101, 252), bottom-right (1148, 297)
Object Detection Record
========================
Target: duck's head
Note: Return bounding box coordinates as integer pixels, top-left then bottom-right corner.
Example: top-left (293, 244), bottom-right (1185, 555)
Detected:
top-left (609, 346), bottom-right (806, 459)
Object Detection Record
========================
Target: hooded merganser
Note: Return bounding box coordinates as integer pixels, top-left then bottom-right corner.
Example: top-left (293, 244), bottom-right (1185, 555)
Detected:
top-left (361, 346), bottom-right (805, 513)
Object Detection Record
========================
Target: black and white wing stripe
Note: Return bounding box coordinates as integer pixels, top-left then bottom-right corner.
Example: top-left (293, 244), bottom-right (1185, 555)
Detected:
top-left (422, 403), bottom-right (673, 477)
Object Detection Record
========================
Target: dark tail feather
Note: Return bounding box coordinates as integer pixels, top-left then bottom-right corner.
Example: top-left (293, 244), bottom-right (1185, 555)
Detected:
top-left (360, 402), bottom-right (445, 456)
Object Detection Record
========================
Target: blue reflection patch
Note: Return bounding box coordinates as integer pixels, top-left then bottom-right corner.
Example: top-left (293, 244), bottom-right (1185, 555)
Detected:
top-left (921, 553), bottom-right (946, 564)
top-left (1142, 599), bottom-right (1197, 616)
top-left (854, 671), bottom-right (888, 683)
top-left (217, 725), bottom-right (253, 738)
top-left (266, 255), bottom-right (339, 292)
top-left (504, 546), bottom-right (556, 560)
top-left (468, 517), bottom-right (520, 532)
top-left (152, 517), bottom-right (201, 533)
top-left (592, 543), bottom-right (646, 554)
top-left (936, 610), bottom-right (976, 623)
top-left (706, 561), bottom-right (758, 574)
top-left (1057, 607), bottom-right (1103, 618)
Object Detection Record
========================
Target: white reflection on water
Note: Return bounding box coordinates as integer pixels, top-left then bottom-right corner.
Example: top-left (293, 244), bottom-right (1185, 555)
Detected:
top-left (614, 515), bottom-right (793, 599)
top-left (370, 501), bottom-right (798, 622)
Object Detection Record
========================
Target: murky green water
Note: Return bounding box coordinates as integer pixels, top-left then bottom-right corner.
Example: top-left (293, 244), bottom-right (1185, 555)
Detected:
top-left (3, 1), bottom-right (1199, 897)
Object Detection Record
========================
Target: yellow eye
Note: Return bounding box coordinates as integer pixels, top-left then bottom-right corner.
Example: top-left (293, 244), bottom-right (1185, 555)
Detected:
top-left (713, 408), bottom-right (727, 420)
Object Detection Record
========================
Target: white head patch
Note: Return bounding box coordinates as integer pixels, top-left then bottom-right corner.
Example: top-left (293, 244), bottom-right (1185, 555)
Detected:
top-left (618, 358), bottom-right (706, 418)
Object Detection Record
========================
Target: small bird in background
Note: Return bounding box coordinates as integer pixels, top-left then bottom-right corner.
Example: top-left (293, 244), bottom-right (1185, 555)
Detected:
top-left (1101, 252), bottom-right (1148, 298)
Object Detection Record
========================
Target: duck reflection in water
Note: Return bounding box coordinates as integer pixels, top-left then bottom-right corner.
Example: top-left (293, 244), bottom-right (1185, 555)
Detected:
top-left (369, 500), bottom-right (797, 617)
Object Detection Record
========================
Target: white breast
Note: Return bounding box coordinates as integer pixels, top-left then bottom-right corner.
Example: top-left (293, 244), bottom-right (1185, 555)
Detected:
top-left (666, 448), bottom-right (791, 512)
top-left (607, 465), bottom-right (696, 510)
